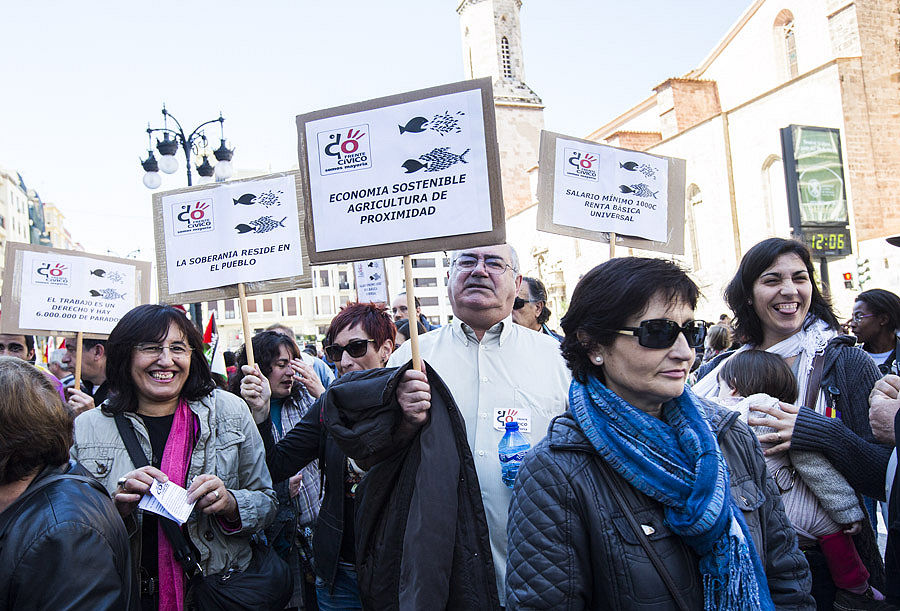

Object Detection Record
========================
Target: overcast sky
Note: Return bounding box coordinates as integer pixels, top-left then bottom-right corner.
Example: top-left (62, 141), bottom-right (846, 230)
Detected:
top-left (1, 1), bottom-right (748, 259)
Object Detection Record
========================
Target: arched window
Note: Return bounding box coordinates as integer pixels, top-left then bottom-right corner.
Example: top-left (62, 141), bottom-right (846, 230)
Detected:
top-left (773, 10), bottom-right (798, 79)
top-left (686, 184), bottom-right (703, 270)
top-left (501, 36), bottom-right (512, 78)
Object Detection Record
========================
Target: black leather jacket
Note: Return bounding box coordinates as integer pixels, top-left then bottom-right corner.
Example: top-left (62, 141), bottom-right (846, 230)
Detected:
top-left (0, 460), bottom-right (137, 611)
top-left (506, 401), bottom-right (815, 610)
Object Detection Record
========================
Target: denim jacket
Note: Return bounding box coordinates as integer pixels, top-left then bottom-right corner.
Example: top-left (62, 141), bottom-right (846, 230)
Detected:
top-left (70, 389), bottom-right (277, 578)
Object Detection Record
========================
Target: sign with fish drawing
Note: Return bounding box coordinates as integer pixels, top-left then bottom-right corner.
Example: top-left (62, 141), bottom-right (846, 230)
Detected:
top-left (153, 171), bottom-right (312, 303)
top-left (353, 259), bottom-right (389, 305)
top-left (297, 77), bottom-right (505, 264)
top-left (1, 242), bottom-right (151, 338)
top-left (536, 131), bottom-right (686, 255)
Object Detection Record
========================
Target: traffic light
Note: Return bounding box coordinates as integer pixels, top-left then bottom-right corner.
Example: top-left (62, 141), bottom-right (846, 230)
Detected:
top-left (843, 272), bottom-right (854, 289)
top-left (856, 258), bottom-right (872, 288)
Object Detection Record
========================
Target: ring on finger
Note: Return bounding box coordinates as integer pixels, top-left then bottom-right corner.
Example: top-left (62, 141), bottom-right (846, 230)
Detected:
top-left (117, 476), bottom-right (128, 488)
top-left (212, 489), bottom-right (220, 500)
top-left (775, 432), bottom-right (783, 443)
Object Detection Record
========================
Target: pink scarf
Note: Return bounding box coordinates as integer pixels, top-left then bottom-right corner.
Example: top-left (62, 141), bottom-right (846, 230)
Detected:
top-left (158, 399), bottom-right (197, 611)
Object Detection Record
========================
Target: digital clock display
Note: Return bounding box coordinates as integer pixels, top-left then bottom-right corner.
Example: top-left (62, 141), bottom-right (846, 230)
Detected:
top-left (801, 227), bottom-right (851, 257)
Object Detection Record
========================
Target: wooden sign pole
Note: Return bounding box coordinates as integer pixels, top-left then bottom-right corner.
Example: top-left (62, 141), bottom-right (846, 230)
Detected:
top-left (237, 283), bottom-right (255, 368)
top-left (609, 232), bottom-right (617, 259)
top-left (402, 255), bottom-right (422, 372)
top-left (73, 331), bottom-right (84, 390)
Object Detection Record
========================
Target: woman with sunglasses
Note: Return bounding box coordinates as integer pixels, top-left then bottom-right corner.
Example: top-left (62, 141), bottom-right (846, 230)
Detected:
top-left (70, 304), bottom-right (277, 611)
top-left (506, 257), bottom-right (813, 610)
top-left (244, 303), bottom-right (395, 611)
top-left (693, 238), bottom-right (888, 608)
top-left (512, 276), bottom-right (563, 341)
top-left (851, 288), bottom-right (900, 375)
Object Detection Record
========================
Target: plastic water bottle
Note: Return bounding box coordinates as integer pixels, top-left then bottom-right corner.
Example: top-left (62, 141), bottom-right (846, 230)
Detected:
top-left (499, 421), bottom-right (531, 489)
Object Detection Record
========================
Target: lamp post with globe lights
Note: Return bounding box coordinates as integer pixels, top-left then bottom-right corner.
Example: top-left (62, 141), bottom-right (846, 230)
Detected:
top-left (140, 105), bottom-right (234, 190)
top-left (140, 106), bottom-right (235, 329)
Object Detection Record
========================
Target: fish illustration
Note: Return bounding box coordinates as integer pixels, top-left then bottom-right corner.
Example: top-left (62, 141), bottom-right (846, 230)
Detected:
top-left (427, 111), bottom-right (464, 136)
top-left (235, 216), bottom-right (287, 234)
top-left (106, 270), bottom-right (124, 284)
top-left (256, 189), bottom-right (283, 208)
top-left (619, 184), bottom-right (658, 199)
top-left (402, 159), bottom-right (427, 173)
top-left (402, 147), bottom-right (469, 174)
top-left (90, 269), bottom-right (106, 277)
top-left (420, 147), bottom-right (468, 172)
top-left (233, 193), bottom-right (257, 206)
top-left (619, 161), bottom-right (639, 171)
top-left (399, 117), bottom-right (428, 134)
top-left (639, 164), bottom-right (658, 180)
top-left (90, 288), bottom-right (126, 300)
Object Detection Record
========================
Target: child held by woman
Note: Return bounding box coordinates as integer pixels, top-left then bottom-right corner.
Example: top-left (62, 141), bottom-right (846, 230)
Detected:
top-left (716, 350), bottom-right (886, 606)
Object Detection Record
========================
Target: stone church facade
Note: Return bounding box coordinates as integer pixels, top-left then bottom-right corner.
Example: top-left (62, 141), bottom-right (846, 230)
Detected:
top-left (502, 0), bottom-right (900, 320)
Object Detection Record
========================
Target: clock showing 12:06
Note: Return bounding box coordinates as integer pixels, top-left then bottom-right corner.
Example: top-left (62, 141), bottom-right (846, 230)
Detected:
top-left (802, 227), bottom-right (852, 257)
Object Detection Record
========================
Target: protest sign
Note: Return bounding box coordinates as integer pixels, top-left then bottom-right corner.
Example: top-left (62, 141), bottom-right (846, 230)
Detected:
top-left (153, 170), bottom-right (312, 305)
top-left (296, 77), bottom-right (505, 265)
top-left (537, 131), bottom-right (686, 255)
top-left (354, 259), bottom-right (389, 304)
top-left (1, 242), bottom-right (151, 339)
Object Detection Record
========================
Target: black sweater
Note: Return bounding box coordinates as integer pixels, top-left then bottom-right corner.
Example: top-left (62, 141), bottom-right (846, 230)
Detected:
top-left (790, 337), bottom-right (893, 500)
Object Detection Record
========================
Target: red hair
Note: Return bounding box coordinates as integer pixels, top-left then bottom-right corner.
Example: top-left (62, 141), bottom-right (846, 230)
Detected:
top-left (325, 303), bottom-right (396, 348)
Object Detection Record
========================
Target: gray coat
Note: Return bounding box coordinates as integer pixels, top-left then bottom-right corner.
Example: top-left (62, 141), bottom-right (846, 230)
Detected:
top-left (506, 400), bottom-right (815, 610)
top-left (70, 389), bottom-right (277, 577)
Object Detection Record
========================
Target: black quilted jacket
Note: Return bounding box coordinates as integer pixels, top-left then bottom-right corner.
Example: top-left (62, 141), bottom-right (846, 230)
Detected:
top-left (506, 401), bottom-right (815, 610)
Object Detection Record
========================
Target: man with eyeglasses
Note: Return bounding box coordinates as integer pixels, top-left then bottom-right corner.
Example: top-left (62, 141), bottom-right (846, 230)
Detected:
top-left (61, 338), bottom-right (109, 415)
top-left (389, 243), bottom-right (570, 606)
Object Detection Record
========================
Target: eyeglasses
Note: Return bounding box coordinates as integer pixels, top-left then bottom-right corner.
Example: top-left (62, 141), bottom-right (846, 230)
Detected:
top-left (513, 297), bottom-right (540, 310)
top-left (452, 255), bottom-right (516, 276)
top-left (134, 343), bottom-right (193, 359)
top-left (605, 319), bottom-right (707, 349)
top-left (0, 342), bottom-right (26, 354)
top-left (851, 313), bottom-right (876, 322)
top-left (324, 339), bottom-right (374, 361)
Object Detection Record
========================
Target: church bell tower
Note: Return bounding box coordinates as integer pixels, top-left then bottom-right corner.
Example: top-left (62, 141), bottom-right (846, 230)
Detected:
top-left (457, 0), bottom-right (544, 217)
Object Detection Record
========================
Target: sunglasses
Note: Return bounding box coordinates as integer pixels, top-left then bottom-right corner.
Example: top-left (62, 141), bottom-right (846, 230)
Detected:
top-left (324, 339), bottom-right (374, 361)
top-left (513, 297), bottom-right (541, 310)
top-left (607, 319), bottom-right (707, 349)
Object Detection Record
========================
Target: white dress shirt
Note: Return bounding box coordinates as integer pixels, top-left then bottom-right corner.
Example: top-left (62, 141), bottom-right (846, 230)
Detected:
top-left (389, 315), bottom-right (571, 604)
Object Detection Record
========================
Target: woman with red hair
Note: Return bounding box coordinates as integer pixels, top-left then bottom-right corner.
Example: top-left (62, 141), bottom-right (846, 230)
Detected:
top-left (241, 303), bottom-right (395, 611)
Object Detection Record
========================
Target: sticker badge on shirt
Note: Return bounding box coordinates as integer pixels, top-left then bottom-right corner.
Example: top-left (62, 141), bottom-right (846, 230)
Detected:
top-left (494, 406), bottom-right (531, 433)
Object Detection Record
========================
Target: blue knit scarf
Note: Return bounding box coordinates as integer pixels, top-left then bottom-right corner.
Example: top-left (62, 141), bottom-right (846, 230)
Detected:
top-left (570, 376), bottom-right (775, 611)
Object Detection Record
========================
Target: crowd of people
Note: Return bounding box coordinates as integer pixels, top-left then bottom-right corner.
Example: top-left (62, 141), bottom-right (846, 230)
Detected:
top-left (1, 237), bottom-right (899, 610)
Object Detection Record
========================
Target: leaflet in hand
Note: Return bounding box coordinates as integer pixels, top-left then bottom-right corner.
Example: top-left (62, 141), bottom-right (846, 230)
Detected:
top-left (138, 478), bottom-right (196, 525)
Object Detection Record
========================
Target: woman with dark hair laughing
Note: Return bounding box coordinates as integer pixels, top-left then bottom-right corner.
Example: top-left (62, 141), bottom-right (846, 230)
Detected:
top-left (71, 304), bottom-right (276, 611)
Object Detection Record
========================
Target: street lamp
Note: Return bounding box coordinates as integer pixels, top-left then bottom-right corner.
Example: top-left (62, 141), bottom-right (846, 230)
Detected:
top-left (140, 105), bottom-right (235, 190)
top-left (140, 106), bottom-right (235, 329)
